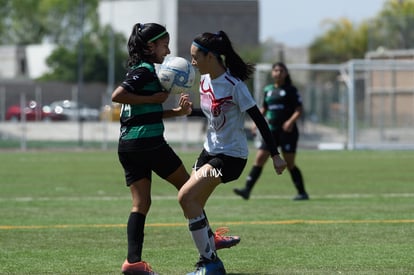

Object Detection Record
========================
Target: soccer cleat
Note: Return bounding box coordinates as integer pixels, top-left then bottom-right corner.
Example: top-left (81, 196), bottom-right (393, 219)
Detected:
top-left (293, 193), bottom-right (309, 201)
top-left (214, 227), bottom-right (241, 250)
top-left (233, 187), bottom-right (250, 200)
top-left (187, 256), bottom-right (226, 275)
top-left (121, 259), bottom-right (159, 275)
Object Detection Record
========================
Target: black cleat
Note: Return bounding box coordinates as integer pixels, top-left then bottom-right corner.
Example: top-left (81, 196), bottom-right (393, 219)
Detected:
top-left (293, 193), bottom-right (309, 201)
top-left (233, 188), bottom-right (250, 200)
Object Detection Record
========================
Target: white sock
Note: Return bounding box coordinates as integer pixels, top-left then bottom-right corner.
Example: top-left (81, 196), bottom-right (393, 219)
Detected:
top-left (188, 214), bottom-right (215, 260)
top-left (203, 210), bottom-right (216, 252)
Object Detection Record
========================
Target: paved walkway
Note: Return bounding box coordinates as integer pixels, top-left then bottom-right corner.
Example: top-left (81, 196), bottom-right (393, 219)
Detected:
top-left (0, 118), bottom-right (206, 143)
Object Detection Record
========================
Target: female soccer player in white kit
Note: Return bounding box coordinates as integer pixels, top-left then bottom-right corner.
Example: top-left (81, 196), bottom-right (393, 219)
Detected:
top-left (178, 30), bottom-right (287, 275)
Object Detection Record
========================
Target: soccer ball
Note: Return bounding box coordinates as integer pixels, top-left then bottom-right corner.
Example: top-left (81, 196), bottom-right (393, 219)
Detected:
top-left (157, 56), bottom-right (196, 94)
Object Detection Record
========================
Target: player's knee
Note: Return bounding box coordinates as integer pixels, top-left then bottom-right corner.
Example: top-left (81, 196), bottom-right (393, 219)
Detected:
top-left (132, 198), bottom-right (152, 214)
top-left (177, 190), bottom-right (194, 211)
top-left (177, 191), bottom-right (187, 208)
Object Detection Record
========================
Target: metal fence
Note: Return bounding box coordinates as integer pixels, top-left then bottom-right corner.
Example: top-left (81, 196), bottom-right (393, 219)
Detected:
top-left (255, 59), bottom-right (414, 150)
top-left (2, 59), bottom-right (414, 151)
top-left (0, 82), bottom-right (199, 151)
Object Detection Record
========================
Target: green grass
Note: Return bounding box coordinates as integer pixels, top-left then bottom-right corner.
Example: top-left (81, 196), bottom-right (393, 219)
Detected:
top-left (0, 149), bottom-right (413, 274)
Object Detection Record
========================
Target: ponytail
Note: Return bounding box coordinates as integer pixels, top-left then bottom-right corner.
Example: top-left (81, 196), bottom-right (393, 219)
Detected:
top-left (193, 30), bottom-right (255, 81)
top-left (127, 23), bottom-right (169, 66)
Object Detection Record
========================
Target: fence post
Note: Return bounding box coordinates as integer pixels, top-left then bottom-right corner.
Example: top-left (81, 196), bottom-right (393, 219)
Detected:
top-left (0, 86), bottom-right (5, 121)
top-left (20, 93), bottom-right (27, 151)
top-left (35, 86), bottom-right (42, 121)
top-left (347, 61), bottom-right (356, 150)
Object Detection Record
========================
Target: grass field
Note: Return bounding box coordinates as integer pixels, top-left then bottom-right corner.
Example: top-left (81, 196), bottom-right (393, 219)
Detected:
top-left (0, 149), bottom-right (413, 274)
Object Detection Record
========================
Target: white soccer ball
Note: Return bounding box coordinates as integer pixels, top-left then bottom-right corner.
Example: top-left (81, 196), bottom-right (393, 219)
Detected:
top-left (157, 56), bottom-right (196, 94)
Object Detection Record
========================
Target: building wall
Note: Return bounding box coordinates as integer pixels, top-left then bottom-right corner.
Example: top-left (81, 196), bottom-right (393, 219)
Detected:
top-left (177, 0), bottom-right (259, 59)
top-left (0, 46), bottom-right (26, 79)
top-left (99, 0), bottom-right (258, 60)
top-left (365, 50), bottom-right (414, 127)
top-left (99, 0), bottom-right (179, 56)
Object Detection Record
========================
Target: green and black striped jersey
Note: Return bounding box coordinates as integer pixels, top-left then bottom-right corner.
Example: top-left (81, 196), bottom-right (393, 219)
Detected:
top-left (118, 61), bottom-right (166, 152)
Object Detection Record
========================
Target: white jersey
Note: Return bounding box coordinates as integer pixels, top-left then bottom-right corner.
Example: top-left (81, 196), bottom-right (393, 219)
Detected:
top-left (199, 72), bottom-right (256, 158)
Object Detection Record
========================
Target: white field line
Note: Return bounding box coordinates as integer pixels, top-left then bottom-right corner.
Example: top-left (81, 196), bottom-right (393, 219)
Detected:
top-left (1, 193), bottom-right (414, 202)
top-left (1, 219), bottom-right (414, 230)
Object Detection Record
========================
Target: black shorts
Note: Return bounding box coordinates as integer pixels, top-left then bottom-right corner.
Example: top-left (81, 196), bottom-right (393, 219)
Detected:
top-left (193, 149), bottom-right (247, 183)
top-left (259, 127), bottom-right (299, 153)
top-left (118, 143), bottom-right (183, 186)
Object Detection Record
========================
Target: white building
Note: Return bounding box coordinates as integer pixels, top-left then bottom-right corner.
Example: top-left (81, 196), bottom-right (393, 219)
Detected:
top-left (0, 44), bottom-right (55, 80)
top-left (98, 0), bottom-right (179, 55)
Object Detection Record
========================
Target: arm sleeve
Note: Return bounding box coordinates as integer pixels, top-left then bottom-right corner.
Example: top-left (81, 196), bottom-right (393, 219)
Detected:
top-left (247, 105), bottom-right (280, 156)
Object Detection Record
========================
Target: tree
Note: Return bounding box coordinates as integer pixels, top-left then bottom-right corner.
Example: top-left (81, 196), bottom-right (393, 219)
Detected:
top-left (0, 0), bottom-right (99, 45)
top-left (39, 25), bottom-right (127, 83)
top-left (309, 18), bottom-right (369, 64)
top-left (0, 0), bottom-right (128, 84)
top-left (368, 0), bottom-right (414, 50)
top-left (308, 0), bottom-right (414, 64)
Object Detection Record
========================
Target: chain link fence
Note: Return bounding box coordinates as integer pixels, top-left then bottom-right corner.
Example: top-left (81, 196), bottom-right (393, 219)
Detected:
top-left (2, 59), bottom-right (414, 151)
top-left (255, 58), bottom-right (414, 150)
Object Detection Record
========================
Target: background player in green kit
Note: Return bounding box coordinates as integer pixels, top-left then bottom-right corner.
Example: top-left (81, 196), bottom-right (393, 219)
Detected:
top-left (234, 62), bottom-right (310, 201)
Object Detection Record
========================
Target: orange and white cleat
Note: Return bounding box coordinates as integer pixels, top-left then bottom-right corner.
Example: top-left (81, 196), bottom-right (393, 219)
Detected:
top-left (121, 259), bottom-right (159, 275)
top-left (214, 227), bottom-right (241, 250)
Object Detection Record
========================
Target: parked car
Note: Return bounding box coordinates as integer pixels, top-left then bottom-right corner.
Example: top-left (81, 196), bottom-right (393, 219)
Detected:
top-left (100, 103), bottom-right (121, 121)
top-left (46, 100), bottom-right (100, 121)
top-left (6, 100), bottom-right (54, 121)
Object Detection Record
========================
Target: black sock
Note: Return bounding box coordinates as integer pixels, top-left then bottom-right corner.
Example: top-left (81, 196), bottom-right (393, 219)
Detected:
top-left (245, 166), bottom-right (263, 191)
top-left (127, 212), bottom-right (146, 263)
top-left (289, 166), bottom-right (306, 194)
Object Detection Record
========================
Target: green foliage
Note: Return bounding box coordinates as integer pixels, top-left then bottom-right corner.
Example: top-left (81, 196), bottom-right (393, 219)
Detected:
top-left (0, 0), bottom-right (99, 46)
top-left (309, 18), bottom-right (369, 63)
top-left (368, 0), bottom-right (414, 50)
top-left (39, 25), bottom-right (127, 83)
top-left (0, 0), bottom-right (129, 84)
top-left (0, 0), bottom-right (10, 43)
top-left (0, 150), bottom-right (413, 274)
top-left (309, 0), bottom-right (414, 64)
top-left (39, 47), bottom-right (77, 82)
top-left (239, 45), bottom-right (263, 64)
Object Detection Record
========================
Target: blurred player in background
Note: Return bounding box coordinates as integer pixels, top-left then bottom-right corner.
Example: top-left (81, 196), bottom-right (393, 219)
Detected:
top-left (234, 62), bottom-right (309, 201)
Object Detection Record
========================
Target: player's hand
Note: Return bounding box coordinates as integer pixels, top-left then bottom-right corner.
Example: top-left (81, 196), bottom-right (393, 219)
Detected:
top-left (272, 154), bottom-right (287, 175)
top-left (282, 120), bottom-right (294, 132)
top-left (178, 93), bottom-right (193, 115)
top-left (250, 125), bottom-right (257, 136)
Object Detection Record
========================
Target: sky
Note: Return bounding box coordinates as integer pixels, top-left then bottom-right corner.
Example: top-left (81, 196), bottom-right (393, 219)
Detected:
top-left (260, 0), bottom-right (386, 46)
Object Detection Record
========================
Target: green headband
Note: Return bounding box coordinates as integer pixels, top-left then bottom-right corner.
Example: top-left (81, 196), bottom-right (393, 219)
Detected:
top-left (148, 30), bottom-right (167, 42)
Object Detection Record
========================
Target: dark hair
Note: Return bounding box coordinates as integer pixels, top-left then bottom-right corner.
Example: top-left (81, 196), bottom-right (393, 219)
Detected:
top-left (126, 23), bottom-right (169, 66)
top-left (192, 30), bottom-right (255, 81)
top-left (272, 62), bottom-right (292, 86)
